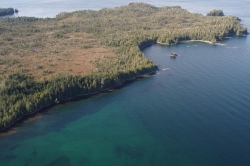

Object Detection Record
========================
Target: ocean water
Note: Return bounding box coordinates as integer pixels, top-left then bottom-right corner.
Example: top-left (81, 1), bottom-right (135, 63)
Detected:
top-left (0, 1), bottom-right (250, 166)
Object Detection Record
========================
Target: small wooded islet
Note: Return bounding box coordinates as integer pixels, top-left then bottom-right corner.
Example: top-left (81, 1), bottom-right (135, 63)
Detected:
top-left (0, 8), bottom-right (18, 17)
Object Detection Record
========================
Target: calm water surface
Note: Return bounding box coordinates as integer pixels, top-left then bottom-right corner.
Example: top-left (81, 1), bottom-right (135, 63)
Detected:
top-left (1, 0), bottom-right (250, 166)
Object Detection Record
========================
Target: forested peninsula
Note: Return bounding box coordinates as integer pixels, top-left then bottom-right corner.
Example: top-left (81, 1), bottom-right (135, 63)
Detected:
top-left (0, 3), bottom-right (248, 131)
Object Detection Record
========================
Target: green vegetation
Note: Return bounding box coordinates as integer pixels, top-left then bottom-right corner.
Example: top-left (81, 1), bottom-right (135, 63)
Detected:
top-left (0, 8), bottom-right (18, 17)
top-left (206, 10), bottom-right (224, 16)
top-left (0, 3), bottom-right (248, 130)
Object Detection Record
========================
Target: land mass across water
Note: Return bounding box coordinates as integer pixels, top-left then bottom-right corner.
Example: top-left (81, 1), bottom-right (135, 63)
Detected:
top-left (0, 8), bottom-right (18, 17)
top-left (0, 3), bottom-right (248, 131)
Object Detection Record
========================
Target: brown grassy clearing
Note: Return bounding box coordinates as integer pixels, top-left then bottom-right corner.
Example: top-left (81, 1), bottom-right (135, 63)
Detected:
top-left (0, 32), bottom-right (115, 81)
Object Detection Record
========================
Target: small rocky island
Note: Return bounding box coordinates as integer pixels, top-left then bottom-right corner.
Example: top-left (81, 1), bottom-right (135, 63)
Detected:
top-left (170, 52), bottom-right (178, 58)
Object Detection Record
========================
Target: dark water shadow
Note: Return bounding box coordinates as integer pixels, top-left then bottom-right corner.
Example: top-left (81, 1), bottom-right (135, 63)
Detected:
top-left (114, 144), bottom-right (145, 160)
top-left (3, 154), bottom-right (17, 160)
top-left (46, 155), bottom-right (71, 166)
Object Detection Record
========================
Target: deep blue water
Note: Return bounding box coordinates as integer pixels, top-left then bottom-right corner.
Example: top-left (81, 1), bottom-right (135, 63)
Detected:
top-left (0, 1), bottom-right (250, 166)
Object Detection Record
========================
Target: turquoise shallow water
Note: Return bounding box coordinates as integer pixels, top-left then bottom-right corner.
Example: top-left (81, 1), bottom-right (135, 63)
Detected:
top-left (1, 1), bottom-right (250, 166)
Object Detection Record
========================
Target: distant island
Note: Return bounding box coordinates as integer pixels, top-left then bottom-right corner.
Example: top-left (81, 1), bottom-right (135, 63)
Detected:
top-left (0, 8), bottom-right (18, 17)
top-left (206, 10), bottom-right (224, 16)
top-left (0, 3), bottom-right (248, 131)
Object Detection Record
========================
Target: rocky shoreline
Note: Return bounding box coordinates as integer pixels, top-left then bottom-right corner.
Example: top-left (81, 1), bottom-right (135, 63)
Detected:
top-left (0, 70), bottom-right (157, 133)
